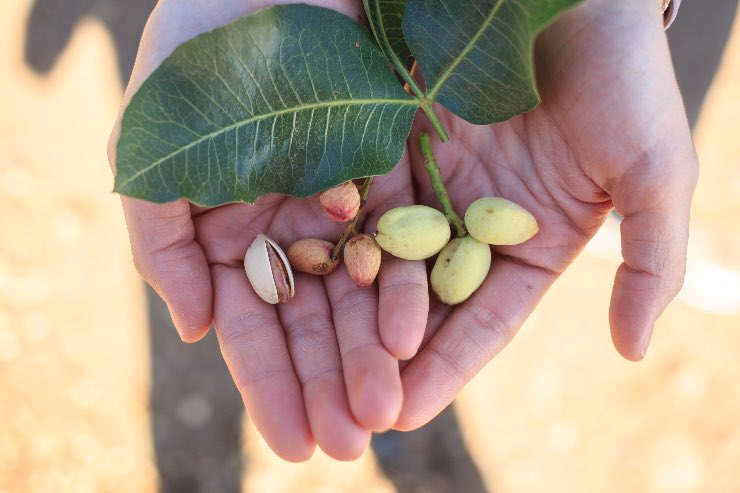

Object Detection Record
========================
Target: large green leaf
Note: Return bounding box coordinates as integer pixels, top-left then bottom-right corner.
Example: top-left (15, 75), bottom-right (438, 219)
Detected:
top-left (403, 0), bottom-right (581, 124)
top-left (115, 4), bottom-right (419, 206)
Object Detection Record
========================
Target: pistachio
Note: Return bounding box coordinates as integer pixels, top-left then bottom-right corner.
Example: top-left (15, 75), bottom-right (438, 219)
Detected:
top-left (344, 234), bottom-right (382, 287)
top-left (430, 235), bottom-right (491, 305)
top-left (319, 181), bottom-right (361, 222)
top-left (464, 197), bottom-right (538, 245)
top-left (375, 205), bottom-right (451, 260)
top-left (244, 234), bottom-right (295, 304)
top-left (287, 238), bottom-right (340, 275)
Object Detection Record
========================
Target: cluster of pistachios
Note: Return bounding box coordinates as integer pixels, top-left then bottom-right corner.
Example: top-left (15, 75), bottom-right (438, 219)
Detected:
top-left (243, 181), bottom-right (382, 304)
top-left (375, 197), bottom-right (538, 305)
top-left (243, 179), bottom-right (538, 307)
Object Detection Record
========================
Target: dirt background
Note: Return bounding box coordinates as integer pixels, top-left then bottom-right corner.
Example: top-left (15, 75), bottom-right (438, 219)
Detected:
top-left (1, 1), bottom-right (739, 492)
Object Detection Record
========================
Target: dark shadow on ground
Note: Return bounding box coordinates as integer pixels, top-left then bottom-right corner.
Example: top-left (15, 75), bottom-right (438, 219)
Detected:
top-left (372, 406), bottom-right (489, 493)
top-left (24, 0), bottom-right (156, 83)
top-left (22, 1), bottom-right (738, 492)
top-left (146, 287), bottom-right (243, 493)
top-left (668, 0), bottom-right (738, 127)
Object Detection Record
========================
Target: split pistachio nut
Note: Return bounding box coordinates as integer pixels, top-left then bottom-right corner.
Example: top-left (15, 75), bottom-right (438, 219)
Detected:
top-left (319, 181), bottom-right (361, 222)
top-left (287, 238), bottom-right (340, 275)
top-left (344, 234), bottom-right (382, 287)
top-left (244, 234), bottom-right (295, 304)
top-left (375, 205), bottom-right (451, 260)
top-left (431, 235), bottom-right (491, 305)
top-left (464, 197), bottom-right (538, 245)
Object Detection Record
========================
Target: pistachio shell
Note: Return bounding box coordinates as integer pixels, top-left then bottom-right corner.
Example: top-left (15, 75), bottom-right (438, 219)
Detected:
top-left (287, 238), bottom-right (340, 275)
top-left (430, 236), bottom-right (491, 305)
top-left (244, 234), bottom-right (295, 304)
top-left (375, 205), bottom-right (451, 260)
top-left (464, 197), bottom-right (538, 245)
top-left (344, 234), bottom-right (382, 287)
top-left (319, 182), bottom-right (361, 222)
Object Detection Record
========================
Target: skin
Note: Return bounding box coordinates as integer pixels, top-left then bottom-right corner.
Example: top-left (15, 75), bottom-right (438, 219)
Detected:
top-left (397, 0), bottom-right (698, 430)
top-left (108, 0), bottom-right (698, 460)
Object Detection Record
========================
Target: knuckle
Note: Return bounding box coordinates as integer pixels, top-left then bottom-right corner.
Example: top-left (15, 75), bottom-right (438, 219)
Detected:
top-left (236, 367), bottom-right (294, 395)
top-left (462, 304), bottom-right (510, 341)
top-left (300, 366), bottom-right (343, 393)
top-left (341, 341), bottom-right (378, 362)
top-left (331, 290), bottom-right (376, 325)
top-left (666, 263), bottom-right (687, 299)
top-left (382, 278), bottom-right (426, 298)
top-left (428, 341), bottom-right (476, 386)
top-left (429, 309), bottom-right (505, 386)
top-left (218, 312), bottom-right (274, 350)
top-left (285, 313), bottom-right (335, 353)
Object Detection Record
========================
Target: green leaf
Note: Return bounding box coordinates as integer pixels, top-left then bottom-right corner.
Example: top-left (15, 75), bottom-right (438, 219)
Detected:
top-left (364, 0), bottom-right (451, 141)
top-left (363, 0), bottom-right (412, 68)
top-left (403, 0), bottom-right (581, 124)
top-left (115, 4), bottom-right (419, 206)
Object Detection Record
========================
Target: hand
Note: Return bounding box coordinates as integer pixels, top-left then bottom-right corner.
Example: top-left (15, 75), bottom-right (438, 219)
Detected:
top-left (108, 0), bottom-right (430, 461)
top-left (396, 0), bottom-right (699, 430)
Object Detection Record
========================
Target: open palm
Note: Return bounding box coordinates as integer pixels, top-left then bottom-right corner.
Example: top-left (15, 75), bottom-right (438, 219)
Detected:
top-left (396, 0), bottom-right (698, 430)
top-left (190, 170), bottom-right (432, 461)
top-left (109, 0), bottom-right (434, 461)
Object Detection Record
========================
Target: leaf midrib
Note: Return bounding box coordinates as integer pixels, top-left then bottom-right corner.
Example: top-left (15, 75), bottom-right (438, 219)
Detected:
top-left (370, 0), bottom-right (407, 73)
top-left (426, 0), bottom-right (506, 100)
top-left (117, 97), bottom-right (419, 191)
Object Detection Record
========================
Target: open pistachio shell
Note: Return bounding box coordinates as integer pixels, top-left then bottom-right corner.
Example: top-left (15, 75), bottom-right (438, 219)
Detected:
top-left (244, 234), bottom-right (295, 304)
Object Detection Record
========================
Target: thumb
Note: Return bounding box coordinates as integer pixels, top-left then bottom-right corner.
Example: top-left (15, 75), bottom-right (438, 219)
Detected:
top-left (538, 0), bottom-right (700, 360)
top-left (608, 144), bottom-right (697, 360)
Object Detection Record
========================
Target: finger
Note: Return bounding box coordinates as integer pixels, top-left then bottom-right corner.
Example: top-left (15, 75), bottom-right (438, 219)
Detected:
top-left (395, 257), bottom-right (555, 431)
top-left (377, 256), bottom-right (429, 359)
top-left (536, 0), bottom-right (699, 360)
top-left (121, 198), bottom-right (213, 342)
top-left (365, 165), bottom-right (429, 360)
top-left (277, 274), bottom-right (370, 461)
top-left (325, 268), bottom-right (403, 431)
top-left (109, 110), bottom-right (212, 342)
top-left (398, 301), bottom-right (451, 373)
top-left (608, 149), bottom-right (698, 360)
top-left (211, 264), bottom-right (315, 462)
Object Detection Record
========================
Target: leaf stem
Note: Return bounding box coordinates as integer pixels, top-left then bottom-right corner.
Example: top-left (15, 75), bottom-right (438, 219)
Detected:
top-left (365, 0), bottom-right (425, 101)
top-left (420, 101), bottom-right (449, 143)
top-left (418, 132), bottom-right (466, 237)
top-left (386, 56), bottom-right (448, 142)
top-left (404, 63), bottom-right (447, 142)
top-left (331, 177), bottom-right (374, 260)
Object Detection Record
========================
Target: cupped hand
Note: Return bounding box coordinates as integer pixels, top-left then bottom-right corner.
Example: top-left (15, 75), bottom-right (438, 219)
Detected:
top-left (108, 0), bottom-right (430, 461)
top-left (396, 0), bottom-right (699, 430)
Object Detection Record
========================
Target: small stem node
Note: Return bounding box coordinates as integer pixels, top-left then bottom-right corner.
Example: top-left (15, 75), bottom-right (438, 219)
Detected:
top-left (420, 101), bottom-right (449, 143)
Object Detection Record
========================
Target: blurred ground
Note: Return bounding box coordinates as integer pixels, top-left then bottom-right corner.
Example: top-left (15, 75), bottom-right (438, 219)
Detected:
top-left (1, 1), bottom-right (740, 492)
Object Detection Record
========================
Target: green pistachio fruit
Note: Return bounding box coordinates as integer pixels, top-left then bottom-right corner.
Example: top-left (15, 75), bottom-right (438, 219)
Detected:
top-left (464, 197), bottom-right (538, 245)
top-left (375, 205), bottom-right (451, 260)
top-left (431, 236), bottom-right (491, 305)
